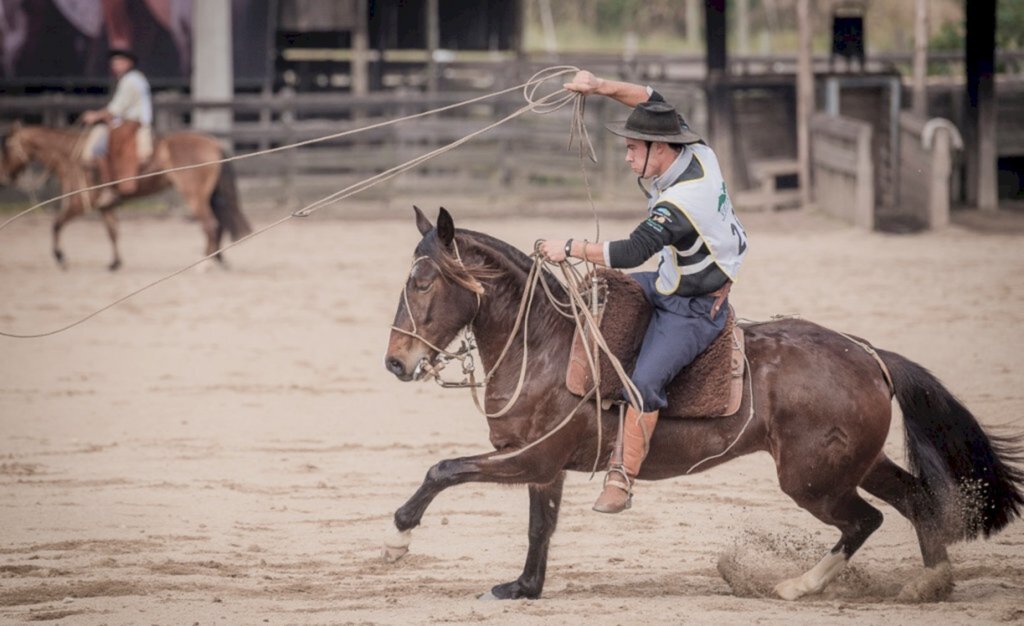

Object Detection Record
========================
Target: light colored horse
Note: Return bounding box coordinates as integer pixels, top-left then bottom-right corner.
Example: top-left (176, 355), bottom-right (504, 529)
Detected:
top-left (1, 123), bottom-right (251, 270)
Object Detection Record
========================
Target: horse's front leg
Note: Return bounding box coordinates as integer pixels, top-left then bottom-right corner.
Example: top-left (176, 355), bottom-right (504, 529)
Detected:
top-left (384, 439), bottom-right (572, 564)
top-left (99, 206), bottom-right (122, 271)
top-left (483, 472), bottom-right (565, 600)
top-left (51, 199), bottom-right (84, 269)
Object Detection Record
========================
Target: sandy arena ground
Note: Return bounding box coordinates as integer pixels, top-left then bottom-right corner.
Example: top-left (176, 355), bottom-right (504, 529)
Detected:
top-left (1, 207), bottom-right (1023, 625)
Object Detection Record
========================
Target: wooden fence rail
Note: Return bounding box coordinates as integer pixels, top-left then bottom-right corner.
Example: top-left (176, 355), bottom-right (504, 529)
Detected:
top-left (810, 113), bottom-right (874, 229)
top-left (897, 113), bottom-right (963, 230)
top-left (0, 89), bottom-right (642, 209)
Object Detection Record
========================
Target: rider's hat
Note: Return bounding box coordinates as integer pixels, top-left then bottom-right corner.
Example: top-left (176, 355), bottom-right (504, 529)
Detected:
top-left (108, 47), bottom-right (138, 64)
top-left (605, 101), bottom-right (701, 144)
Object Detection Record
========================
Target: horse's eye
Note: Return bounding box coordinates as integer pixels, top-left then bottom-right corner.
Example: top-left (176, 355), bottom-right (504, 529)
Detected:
top-left (413, 279), bottom-right (433, 293)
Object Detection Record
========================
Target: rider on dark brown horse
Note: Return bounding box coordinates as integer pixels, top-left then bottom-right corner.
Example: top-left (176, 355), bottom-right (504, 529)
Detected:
top-left (80, 47), bottom-right (153, 207)
top-left (539, 70), bottom-right (749, 515)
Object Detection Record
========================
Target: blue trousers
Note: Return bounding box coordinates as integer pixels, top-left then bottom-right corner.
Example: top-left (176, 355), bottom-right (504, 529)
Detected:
top-left (627, 272), bottom-right (728, 411)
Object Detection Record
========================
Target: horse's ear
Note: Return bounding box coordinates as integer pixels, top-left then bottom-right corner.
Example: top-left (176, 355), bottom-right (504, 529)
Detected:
top-left (436, 207), bottom-right (455, 248)
top-left (413, 205), bottom-right (432, 236)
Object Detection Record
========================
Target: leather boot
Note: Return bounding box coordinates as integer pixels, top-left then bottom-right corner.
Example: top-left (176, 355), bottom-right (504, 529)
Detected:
top-left (593, 407), bottom-right (659, 514)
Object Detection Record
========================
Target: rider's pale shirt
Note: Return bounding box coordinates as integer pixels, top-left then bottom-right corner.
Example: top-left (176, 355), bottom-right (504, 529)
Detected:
top-left (85, 69), bottom-right (154, 162)
top-left (107, 69), bottom-right (152, 126)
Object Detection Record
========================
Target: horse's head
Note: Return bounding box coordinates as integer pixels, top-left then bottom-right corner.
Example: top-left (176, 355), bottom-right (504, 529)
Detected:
top-left (0, 122), bottom-right (30, 185)
top-left (384, 206), bottom-right (485, 381)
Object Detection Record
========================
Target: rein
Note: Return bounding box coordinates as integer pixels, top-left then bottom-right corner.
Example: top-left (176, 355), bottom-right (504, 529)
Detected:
top-left (393, 239), bottom-right (650, 474)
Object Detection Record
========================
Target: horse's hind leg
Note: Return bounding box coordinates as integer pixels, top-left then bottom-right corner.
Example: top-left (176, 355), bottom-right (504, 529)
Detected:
top-left (196, 200), bottom-right (220, 263)
top-left (214, 223), bottom-right (227, 266)
top-left (860, 456), bottom-right (953, 601)
top-left (773, 489), bottom-right (884, 601)
top-left (172, 171), bottom-right (221, 267)
top-left (52, 201), bottom-right (84, 269)
top-left (483, 472), bottom-right (565, 601)
top-left (99, 206), bottom-right (122, 271)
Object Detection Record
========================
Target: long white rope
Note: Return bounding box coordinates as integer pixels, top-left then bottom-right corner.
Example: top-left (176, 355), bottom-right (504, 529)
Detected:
top-left (0, 67), bottom-right (583, 233)
top-left (685, 351), bottom-right (756, 474)
top-left (0, 67), bottom-right (584, 339)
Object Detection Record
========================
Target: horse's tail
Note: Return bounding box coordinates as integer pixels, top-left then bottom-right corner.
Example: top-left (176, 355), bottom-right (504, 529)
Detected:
top-left (878, 349), bottom-right (1024, 541)
top-left (210, 157), bottom-right (252, 241)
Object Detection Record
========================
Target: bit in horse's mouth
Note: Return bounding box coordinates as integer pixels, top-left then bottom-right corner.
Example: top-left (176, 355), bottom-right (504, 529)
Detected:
top-left (412, 358), bottom-right (431, 381)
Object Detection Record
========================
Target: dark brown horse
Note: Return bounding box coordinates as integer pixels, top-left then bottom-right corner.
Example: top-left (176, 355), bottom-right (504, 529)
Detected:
top-left (0, 122), bottom-right (251, 270)
top-left (383, 207), bottom-right (1024, 602)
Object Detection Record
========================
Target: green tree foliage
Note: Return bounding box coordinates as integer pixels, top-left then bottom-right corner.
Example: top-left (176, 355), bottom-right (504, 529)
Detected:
top-left (931, 1), bottom-right (1023, 53)
top-left (999, 0), bottom-right (1024, 49)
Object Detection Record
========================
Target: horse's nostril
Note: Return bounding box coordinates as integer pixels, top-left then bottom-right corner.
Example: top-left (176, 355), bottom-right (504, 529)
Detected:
top-left (385, 357), bottom-right (406, 377)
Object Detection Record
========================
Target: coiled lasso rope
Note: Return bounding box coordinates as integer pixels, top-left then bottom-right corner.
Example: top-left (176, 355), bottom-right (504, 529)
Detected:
top-left (0, 66), bottom-right (592, 339)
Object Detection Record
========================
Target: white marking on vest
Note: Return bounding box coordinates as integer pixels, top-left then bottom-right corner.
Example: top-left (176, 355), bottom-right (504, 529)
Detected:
top-left (677, 237), bottom-right (704, 257)
top-left (679, 255), bottom-right (714, 275)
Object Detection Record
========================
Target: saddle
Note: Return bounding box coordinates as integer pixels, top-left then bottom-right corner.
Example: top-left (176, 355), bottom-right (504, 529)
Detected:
top-left (565, 269), bottom-right (746, 419)
top-left (107, 121), bottom-right (155, 194)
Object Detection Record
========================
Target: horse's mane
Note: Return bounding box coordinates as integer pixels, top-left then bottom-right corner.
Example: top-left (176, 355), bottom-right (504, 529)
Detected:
top-left (11, 125), bottom-right (88, 160)
top-left (459, 228), bottom-right (533, 272)
top-left (450, 228), bottom-right (567, 300)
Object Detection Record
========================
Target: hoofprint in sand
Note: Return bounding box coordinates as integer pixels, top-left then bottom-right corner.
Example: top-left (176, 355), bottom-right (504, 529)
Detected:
top-left (1, 211), bottom-right (1022, 625)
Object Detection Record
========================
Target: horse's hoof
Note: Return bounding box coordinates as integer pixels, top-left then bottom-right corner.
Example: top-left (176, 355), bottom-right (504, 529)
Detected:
top-left (381, 528), bottom-right (412, 562)
top-left (108, 259), bottom-right (122, 272)
top-left (774, 578), bottom-right (806, 601)
top-left (382, 544), bottom-right (408, 562)
top-left (484, 580), bottom-right (539, 600)
top-left (54, 251), bottom-right (66, 269)
top-left (896, 562), bottom-right (953, 603)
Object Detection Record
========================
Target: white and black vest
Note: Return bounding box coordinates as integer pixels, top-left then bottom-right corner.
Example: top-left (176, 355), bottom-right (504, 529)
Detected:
top-left (648, 144), bottom-right (747, 295)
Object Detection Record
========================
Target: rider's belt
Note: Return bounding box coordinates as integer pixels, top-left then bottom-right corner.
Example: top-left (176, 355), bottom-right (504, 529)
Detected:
top-left (708, 281), bottom-right (732, 319)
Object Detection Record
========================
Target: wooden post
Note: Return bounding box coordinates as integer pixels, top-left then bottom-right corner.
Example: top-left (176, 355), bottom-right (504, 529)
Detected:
top-left (912, 0), bottom-right (929, 118)
top-left (705, 0), bottom-right (727, 73)
top-left (259, 0), bottom-right (278, 151)
top-left (796, 0), bottom-right (813, 207)
top-left (538, 0), bottom-right (558, 55)
top-left (686, 0), bottom-right (701, 50)
top-left (192, 0), bottom-right (233, 134)
top-left (855, 123), bottom-right (875, 229)
top-left (426, 0), bottom-right (439, 93)
top-left (704, 0), bottom-right (734, 189)
top-left (930, 130), bottom-right (952, 228)
top-left (352, 0), bottom-right (369, 96)
top-left (964, 0), bottom-right (998, 211)
top-left (512, 0), bottom-right (526, 63)
top-left (737, 0), bottom-right (750, 56)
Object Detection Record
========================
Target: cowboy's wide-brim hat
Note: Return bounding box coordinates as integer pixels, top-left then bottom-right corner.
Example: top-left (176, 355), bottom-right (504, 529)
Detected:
top-left (605, 101), bottom-right (702, 144)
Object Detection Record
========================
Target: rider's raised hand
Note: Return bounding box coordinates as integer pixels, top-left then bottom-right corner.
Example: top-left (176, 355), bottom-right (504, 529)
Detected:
top-left (563, 70), bottom-right (602, 96)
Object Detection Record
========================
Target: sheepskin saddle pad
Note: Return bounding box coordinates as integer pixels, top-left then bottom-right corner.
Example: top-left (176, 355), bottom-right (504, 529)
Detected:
top-left (564, 269), bottom-right (745, 418)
